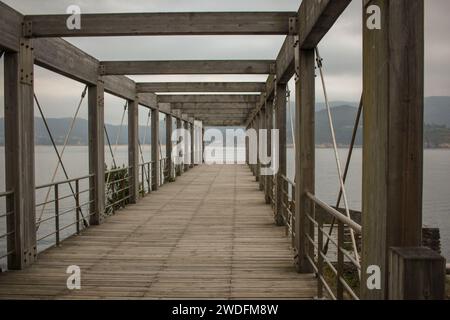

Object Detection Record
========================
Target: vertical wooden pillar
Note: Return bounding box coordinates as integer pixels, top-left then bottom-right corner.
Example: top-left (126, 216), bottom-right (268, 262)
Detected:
top-left (166, 114), bottom-right (174, 180)
top-left (151, 108), bottom-right (160, 190)
top-left (275, 83), bottom-right (287, 226)
top-left (190, 121), bottom-right (195, 168)
top-left (259, 107), bottom-right (266, 192)
top-left (265, 101), bottom-right (273, 204)
top-left (361, 0), bottom-right (425, 299)
top-left (88, 78), bottom-right (105, 226)
top-left (128, 98), bottom-right (139, 203)
top-left (294, 47), bottom-right (315, 273)
top-left (202, 127), bottom-right (205, 164)
top-left (4, 40), bottom-right (37, 269)
top-left (177, 118), bottom-right (184, 174)
top-left (184, 121), bottom-right (190, 171)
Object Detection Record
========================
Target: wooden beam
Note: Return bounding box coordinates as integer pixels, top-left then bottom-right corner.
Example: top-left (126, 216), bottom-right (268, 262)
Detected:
top-left (298, 0), bottom-right (352, 49)
top-left (151, 108), bottom-right (160, 190)
top-left (128, 98), bottom-right (139, 204)
top-left (88, 79), bottom-right (105, 226)
top-left (137, 82), bottom-right (266, 93)
top-left (0, 2), bottom-right (22, 51)
top-left (137, 93), bottom-right (158, 109)
top-left (158, 103), bottom-right (172, 115)
top-left (361, 0), bottom-right (425, 300)
top-left (158, 95), bottom-right (260, 104)
top-left (4, 42), bottom-right (36, 270)
top-left (24, 12), bottom-right (296, 37)
top-left (294, 48), bottom-right (315, 273)
top-left (276, 36), bottom-right (296, 84)
top-left (100, 60), bottom-right (275, 75)
top-left (203, 120), bottom-right (244, 127)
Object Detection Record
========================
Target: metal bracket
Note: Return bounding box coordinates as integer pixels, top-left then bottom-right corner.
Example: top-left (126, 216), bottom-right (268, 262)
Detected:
top-left (22, 21), bottom-right (33, 38)
top-left (288, 17), bottom-right (298, 36)
top-left (19, 39), bottom-right (34, 86)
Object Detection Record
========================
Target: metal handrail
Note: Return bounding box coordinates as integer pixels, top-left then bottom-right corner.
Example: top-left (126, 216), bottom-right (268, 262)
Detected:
top-left (305, 192), bottom-right (362, 300)
top-left (0, 191), bottom-right (15, 262)
top-left (36, 174), bottom-right (94, 190)
top-left (306, 192), bottom-right (362, 233)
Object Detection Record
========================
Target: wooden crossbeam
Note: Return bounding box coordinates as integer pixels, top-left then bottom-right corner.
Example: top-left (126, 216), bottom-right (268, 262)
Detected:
top-left (158, 95), bottom-right (260, 104)
top-left (23, 12), bottom-right (296, 37)
top-left (137, 82), bottom-right (266, 93)
top-left (100, 60), bottom-right (275, 75)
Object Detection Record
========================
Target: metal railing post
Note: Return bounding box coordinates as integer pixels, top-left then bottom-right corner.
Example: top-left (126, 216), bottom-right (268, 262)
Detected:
top-left (75, 179), bottom-right (80, 235)
top-left (54, 184), bottom-right (60, 246)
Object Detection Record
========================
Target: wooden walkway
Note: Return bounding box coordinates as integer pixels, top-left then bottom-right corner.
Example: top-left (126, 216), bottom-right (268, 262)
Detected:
top-left (0, 165), bottom-right (316, 300)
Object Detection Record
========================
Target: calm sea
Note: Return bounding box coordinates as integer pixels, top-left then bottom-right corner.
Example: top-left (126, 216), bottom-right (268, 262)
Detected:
top-left (0, 146), bottom-right (448, 271)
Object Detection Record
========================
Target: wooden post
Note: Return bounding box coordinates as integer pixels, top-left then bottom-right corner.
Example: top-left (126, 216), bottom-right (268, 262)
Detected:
top-left (265, 100), bottom-right (273, 205)
top-left (294, 47), bottom-right (315, 273)
top-left (166, 114), bottom-right (174, 180)
top-left (389, 247), bottom-right (446, 300)
top-left (275, 83), bottom-right (287, 226)
top-left (202, 127), bottom-right (205, 164)
top-left (88, 78), bottom-right (105, 226)
top-left (177, 118), bottom-right (184, 174)
top-left (184, 121), bottom-right (190, 171)
top-left (151, 108), bottom-right (160, 190)
top-left (190, 121), bottom-right (195, 168)
top-left (259, 110), bottom-right (265, 191)
top-left (361, 0), bottom-right (425, 299)
top-left (4, 39), bottom-right (37, 270)
top-left (127, 98), bottom-right (139, 203)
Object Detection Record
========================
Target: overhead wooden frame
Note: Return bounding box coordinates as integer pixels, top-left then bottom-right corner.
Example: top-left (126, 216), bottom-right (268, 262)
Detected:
top-left (100, 60), bottom-right (275, 75)
top-left (136, 82), bottom-right (266, 93)
top-left (158, 94), bottom-right (260, 104)
top-left (23, 12), bottom-right (296, 37)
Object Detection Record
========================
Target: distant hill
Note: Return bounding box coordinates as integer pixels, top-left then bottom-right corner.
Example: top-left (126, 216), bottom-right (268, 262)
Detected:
top-left (0, 118), bottom-right (168, 146)
top-left (0, 97), bottom-right (449, 147)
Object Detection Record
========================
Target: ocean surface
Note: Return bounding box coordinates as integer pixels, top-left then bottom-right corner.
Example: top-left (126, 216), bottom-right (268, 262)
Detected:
top-left (0, 146), bottom-right (448, 270)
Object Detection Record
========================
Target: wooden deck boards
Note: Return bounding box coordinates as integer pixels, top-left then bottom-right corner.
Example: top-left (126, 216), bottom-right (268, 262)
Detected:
top-left (0, 165), bottom-right (316, 300)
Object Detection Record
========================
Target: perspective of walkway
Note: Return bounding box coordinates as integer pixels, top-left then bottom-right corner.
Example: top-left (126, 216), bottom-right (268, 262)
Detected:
top-left (0, 165), bottom-right (316, 299)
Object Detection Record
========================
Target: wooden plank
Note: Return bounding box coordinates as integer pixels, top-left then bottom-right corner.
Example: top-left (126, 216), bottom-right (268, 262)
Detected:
top-left (128, 99), bottom-right (139, 204)
top-left (88, 79), bottom-right (105, 225)
top-left (4, 42), bottom-right (37, 269)
top-left (100, 60), bottom-right (275, 75)
top-left (297, 0), bottom-right (352, 49)
top-left (158, 95), bottom-right (260, 104)
top-left (137, 82), bottom-right (266, 93)
top-left (294, 48), bottom-right (315, 273)
top-left (361, 0), bottom-right (425, 300)
top-left (24, 12), bottom-right (296, 37)
top-left (0, 2), bottom-right (23, 52)
top-left (170, 103), bottom-right (255, 111)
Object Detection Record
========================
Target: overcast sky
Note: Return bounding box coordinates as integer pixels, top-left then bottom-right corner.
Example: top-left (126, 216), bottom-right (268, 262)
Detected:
top-left (0, 0), bottom-right (449, 124)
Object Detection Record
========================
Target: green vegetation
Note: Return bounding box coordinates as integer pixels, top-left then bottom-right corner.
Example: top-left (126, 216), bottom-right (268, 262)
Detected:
top-left (105, 164), bottom-right (130, 213)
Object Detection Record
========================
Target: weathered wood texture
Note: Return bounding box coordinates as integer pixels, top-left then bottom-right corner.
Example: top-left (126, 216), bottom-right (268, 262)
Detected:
top-left (101, 60), bottom-right (275, 75)
top-left (297, 0), bottom-right (352, 49)
top-left (24, 12), bottom-right (296, 37)
top-left (137, 82), bottom-right (266, 93)
top-left (158, 95), bottom-right (261, 104)
top-left (166, 114), bottom-right (174, 180)
top-left (0, 165), bottom-right (316, 299)
top-left (389, 247), bottom-right (446, 300)
top-left (128, 99), bottom-right (139, 204)
top-left (0, 2), bottom-right (22, 51)
top-left (151, 109), bottom-right (160, 191)
top-left (276, 36), bottom-right (296, 84)
top-left (361, 0), bottom-right (425, 300)
top-left (4, 43), bottom-right (37, 269)
top-left (294, 49), bottom-right (315, 273)
top-left (275, 83), bottom-right (287, 226)
top-left (88, 80), bottom-right (105, 225)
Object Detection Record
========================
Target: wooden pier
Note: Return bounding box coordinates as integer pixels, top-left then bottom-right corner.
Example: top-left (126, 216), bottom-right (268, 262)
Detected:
top-left (0, 0), bottom-right (447, 300)
top-left (0, 165), bottom-right (316, 300)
